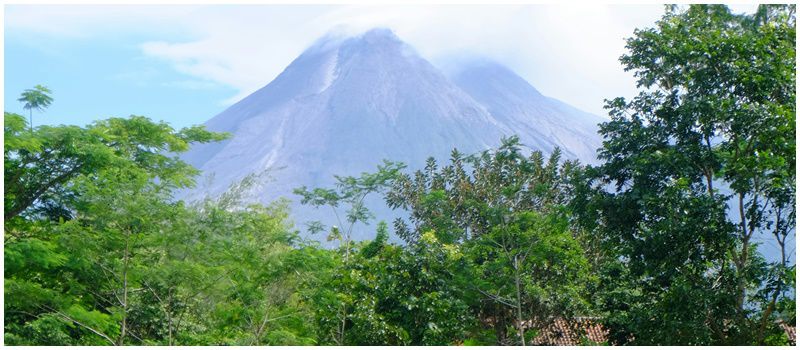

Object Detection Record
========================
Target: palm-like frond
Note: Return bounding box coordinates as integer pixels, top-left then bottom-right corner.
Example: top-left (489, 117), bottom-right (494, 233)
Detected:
top-left (18, 85), bottom-right (54, 112)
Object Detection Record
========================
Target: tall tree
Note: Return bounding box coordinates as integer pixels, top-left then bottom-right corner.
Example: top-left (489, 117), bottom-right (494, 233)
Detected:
top-left (4, 113), bottom-right (228, 222)
top-left (386, 137), bottom-right (593, 345)
top-left (294, 160), bottom-right (405, 345)
top-left (4, 113), bottom-right (229, 345)
top-left (308, 224), bottom-right (475, 345)
top-left (17, 85), bottom-right (53, 131)
top-left (579, 4), bottom-right (795, 345)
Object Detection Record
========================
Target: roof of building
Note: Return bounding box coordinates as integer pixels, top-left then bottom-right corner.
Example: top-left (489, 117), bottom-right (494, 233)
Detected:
top-left (529, 319), bottom-right (796, 346)
top-left (530, 318), bottom-right (608, 346)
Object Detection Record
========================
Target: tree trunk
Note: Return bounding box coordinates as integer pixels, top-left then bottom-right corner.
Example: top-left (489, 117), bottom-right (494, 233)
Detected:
top-left (514, 257), bottom-right (526, 346)
top-left (118, 233), bottom-right (131, 346)
top-left (735, 193), bottom-right (749, 314)
top-left (167, 290), bottom-right (174, 346)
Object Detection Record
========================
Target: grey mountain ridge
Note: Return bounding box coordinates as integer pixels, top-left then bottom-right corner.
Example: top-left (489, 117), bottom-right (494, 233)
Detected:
top-left (180, 28), bottom-right (606, 242)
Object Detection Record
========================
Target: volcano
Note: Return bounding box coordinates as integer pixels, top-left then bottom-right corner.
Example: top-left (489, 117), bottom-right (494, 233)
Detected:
top-left (181, 28), bottom-right (605, 240)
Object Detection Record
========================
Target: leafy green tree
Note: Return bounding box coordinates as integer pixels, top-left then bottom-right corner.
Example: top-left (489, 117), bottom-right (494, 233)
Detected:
top-left (386, 137), bottom-right (593, 345)
top-left (4, 111), bottom-right (228, 345)
top-left (184, 199), bottom-right (317, 345)
top-left (18, 84), bottom-right (53, 131)
top-left (4, 113), bottom-right (227, 222)
top-left (294, 160), bottom-right (406, 256)
top-left (467, 211), bottom-right (590, 345)
top-left (62, 167), bottom-right (178, 345)
top-left (309, 223), bottom-right (475, 345)
top-left (294, 160), bottom-right (404, 345)
top-left (5, 97), bottom-right (329, 345)
top-left (5, 133), bottom-right (325, 346)
top-left (577, 4), bottom-right (795, 345)
top-left (117, 175), bottom-right (320, 346)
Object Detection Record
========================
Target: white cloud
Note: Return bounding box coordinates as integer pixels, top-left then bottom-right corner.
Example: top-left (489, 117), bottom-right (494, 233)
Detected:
top-left (4, 4), bottom-right (762, 117)
top-left (136, 4), bottom-right (664, 117)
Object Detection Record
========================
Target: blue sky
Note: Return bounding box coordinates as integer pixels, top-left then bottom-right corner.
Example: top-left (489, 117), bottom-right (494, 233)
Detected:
top-left (6, 32), bottom-right (238, 129)
top-left (4, 6), bottom-right (246, 129)
top-left (4, 4), bottom-right (759, 129)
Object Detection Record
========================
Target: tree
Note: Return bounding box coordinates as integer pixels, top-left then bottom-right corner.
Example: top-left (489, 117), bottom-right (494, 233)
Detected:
top-left (4, 113), bottom-right (229, 345)
top-left (467, 211), bottom-right (590, 345)
top-left (64, 167), bottom-right (177, 345)
top-left (294, 160), bottom-right (405, 345)
top-left (578, 4), bottom-right (795, 345)
top-left (4, 113), bottom-right (228, 222)
top-left (386, 137), bottom-right (593, 345)
top-left (294, 160), bottom-right (406, 259)
top-left (18, 85), bottom-right (53, 131)
top-left (177, 198), bottom-right (317, 346)
top-left (307, 223), bottom-right (475, 346)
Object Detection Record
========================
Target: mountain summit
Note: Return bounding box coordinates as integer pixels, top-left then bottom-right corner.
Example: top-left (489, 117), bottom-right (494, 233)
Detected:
top-left (181, 28), bottom-right (605, 239)
top-left (449, 59), bottom-right (603, 162)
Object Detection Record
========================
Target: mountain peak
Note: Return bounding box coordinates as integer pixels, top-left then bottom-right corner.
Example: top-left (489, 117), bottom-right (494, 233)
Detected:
top-left (182, 29), bottom-right (604, 242)
top-left (448, 57), bottom-right (541, 96)
top-left (307, 27), bottom-right (402, 52)
top-left (360, 27), bottom-right (400, 42)
top-left (343, 27), bottom-right (409, 57)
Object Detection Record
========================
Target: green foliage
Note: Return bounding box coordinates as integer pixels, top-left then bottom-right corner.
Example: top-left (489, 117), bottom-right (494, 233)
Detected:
top-left (4, 95), bottom-right (318, 345)
top-left (18, 85), bottom-right (53, 112)
top-left (18, 84), bottom-right (53, 129)
top-left (294, 161), bottom-right (406, 345)
top-left (386, 137), bottom-right (574, 244)
top-left (385, 137), bottom-right (592, 345)
top-left (5, 5), bottom-right (796, 345)
top-left (577, 4), bottom-right (796, 345)
top-left (5, 164), bottom-right (322, 345)
top-left (294, 159), bottom-right (405, 240)
top-left (4, 111), bottom-right (228, 222)
top-left (309, 226), bottom-right (475, 345)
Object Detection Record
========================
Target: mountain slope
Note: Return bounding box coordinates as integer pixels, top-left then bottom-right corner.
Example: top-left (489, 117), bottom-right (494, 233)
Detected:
top-left (449, 59), bottom-right (605, 164)
top-left (180, 28), bottom-right (605, 240)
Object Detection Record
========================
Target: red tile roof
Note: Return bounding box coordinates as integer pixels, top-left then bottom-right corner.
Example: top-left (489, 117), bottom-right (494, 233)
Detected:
top-left (481, 317), bottom-right (795, 346)
top-left (530, 318), bottom-right (608, 346)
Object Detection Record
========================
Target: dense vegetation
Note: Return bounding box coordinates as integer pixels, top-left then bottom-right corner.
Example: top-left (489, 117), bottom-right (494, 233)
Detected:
top-left (4, 5), bottom-right (796, 346)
